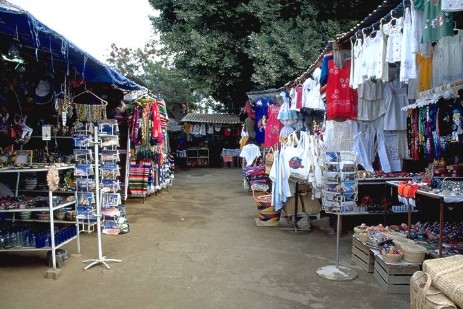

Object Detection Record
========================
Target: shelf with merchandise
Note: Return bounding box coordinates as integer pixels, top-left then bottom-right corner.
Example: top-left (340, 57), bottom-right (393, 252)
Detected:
top-left (0, 164), bottom-right (80, 273)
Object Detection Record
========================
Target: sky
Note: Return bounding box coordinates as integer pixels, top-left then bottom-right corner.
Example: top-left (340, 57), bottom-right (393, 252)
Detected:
top-left (8, 0), bottom-right (158, 64)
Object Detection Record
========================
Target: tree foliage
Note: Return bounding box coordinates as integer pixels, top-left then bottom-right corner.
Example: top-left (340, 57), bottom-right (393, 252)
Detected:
top-left (111, 0), bottom-right (385, 114)
top-left (106, 41), bottom-right (201, 116)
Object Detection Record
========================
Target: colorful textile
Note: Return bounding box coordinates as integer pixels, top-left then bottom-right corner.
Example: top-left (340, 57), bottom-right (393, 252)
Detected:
top-left (325, 59), bottom-right (358, 120)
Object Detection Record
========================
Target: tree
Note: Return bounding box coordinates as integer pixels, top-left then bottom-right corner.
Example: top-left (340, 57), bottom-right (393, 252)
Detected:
top-left (148, 0), bottom-right (386, 113)
top-left (106, 41), bottom-right (202, 117)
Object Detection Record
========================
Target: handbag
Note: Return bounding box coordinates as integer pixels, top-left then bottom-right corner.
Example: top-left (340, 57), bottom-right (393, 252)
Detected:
top-left (282, 132), bottom-right (310, 181)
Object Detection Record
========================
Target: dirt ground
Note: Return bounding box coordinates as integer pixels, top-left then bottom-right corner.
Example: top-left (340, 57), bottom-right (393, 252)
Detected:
top-left (0, 167), bottom-right (409, 309)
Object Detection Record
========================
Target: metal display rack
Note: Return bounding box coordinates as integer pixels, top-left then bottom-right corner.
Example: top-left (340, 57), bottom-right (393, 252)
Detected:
top-left (316, 151), bottom-right (358, 281)
top-left (0, 165), bottom-right (80, 278)
top-left (81, 122), bottom-right (122, 270)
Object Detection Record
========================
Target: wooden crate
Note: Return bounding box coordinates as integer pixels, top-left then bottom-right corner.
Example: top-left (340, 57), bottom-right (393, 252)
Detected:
top-left (351, 236), bottom-right (374, 273)
top-left (374, 256), bottom-right (420, 294)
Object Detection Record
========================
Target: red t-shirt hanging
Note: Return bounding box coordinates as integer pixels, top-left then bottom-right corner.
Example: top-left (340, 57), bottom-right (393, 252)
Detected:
top-left (325, 59), bottom-right (358, 120)
top-left (264, 104), bottom-right (283, 148)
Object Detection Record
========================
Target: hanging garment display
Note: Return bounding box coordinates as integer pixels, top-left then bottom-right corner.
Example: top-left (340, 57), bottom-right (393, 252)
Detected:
top-left (350, 37), bottom-right (364, 88)
top-left (400, 7), bottom-right (417, 83)
top-left (239, 143), bottom-right (261, 166)
top-left (325, 58), bottom-right (358, 120)
top-left (412, 0), bottom-right (453, 43)
top-left (411, 2), bottom-right (431, 56)
top-left (129, 99), bottom-right (165, 147)
top-left (254, 97), bottom-right (270, 144)
top-left (302, 68), bottom-right (325, 110)
top-left (263, 103), bottom-right (283, 148)
top-left (416, 54), bottom-right (433, 92)
top-left (324, 119), bottom-right (357, 152)
top-left (432, 32), bottom-right (463, 88)
top-left (356, 79), bottom-right (386, 121)
top-left (383, 16), bottom-right (404, 64)
top-left (383, 79), bottom-right (409, 131)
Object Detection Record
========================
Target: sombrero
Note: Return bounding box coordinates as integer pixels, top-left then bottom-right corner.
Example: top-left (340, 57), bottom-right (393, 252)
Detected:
top-left (34, 74), bottom-right (54, 105)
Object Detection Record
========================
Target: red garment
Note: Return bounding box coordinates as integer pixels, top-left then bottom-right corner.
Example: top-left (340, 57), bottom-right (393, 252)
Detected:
top-left (150, 101), bottom-right (163, 144)
top-left (244, 99), bottom-right (256, 120)
top-left (325, 59), bottom-right (358, 120)
top-left (295, 85), bottom-right (303, 110)
top-left (223, 127), bottom-right (232, 137)
top-left (264, 104), bottom-right (283, 148)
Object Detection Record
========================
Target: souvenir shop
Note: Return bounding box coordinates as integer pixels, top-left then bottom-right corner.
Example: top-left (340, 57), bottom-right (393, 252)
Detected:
top-left (177, 113), bottom-right (242, 168)
top-left (0, 2), bottom-right (174, 275)
top-left (243, 0), bottom-right (463, 301)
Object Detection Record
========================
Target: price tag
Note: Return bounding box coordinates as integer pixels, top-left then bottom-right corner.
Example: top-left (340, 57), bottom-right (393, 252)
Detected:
top-left (42, 124), bottom-right (51, 141)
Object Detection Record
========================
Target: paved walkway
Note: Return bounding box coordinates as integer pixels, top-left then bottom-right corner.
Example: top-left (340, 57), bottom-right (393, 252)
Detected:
top-left (0, 168), bottom-right (409, 308)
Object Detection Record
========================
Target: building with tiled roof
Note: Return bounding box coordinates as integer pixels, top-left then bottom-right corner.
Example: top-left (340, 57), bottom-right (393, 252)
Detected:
top-left (181, 113), bottom-right (241, 124)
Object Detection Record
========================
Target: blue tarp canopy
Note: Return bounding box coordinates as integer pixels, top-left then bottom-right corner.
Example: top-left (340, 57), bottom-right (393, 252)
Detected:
top-left (0, 1), bottom-right (144, 90)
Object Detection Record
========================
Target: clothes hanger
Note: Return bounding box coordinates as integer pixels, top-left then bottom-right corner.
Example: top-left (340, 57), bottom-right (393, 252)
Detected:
top-left (71, 86), bottom-right (108, 106)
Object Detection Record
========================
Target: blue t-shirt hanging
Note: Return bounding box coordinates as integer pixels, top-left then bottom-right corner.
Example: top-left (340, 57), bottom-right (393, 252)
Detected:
top-left (254, 97), bottom-right (272, 144)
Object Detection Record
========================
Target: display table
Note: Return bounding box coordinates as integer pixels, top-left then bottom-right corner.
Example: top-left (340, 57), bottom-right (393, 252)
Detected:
top-left (386, 180), bottom-right (463, 257)
top-left (221, 148), bottom-right (241, 167)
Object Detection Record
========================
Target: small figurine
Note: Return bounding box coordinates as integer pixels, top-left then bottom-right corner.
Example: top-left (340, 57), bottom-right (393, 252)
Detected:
top-left (452, 108), bottom-right (462, 141)
top-left (14, 114), bottom-right (33, 142)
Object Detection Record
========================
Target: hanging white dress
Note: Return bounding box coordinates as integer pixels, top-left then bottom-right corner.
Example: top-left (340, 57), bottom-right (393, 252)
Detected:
top-left (383, 17), bottom-right (404, 63)
top-left (352, 37), bottom-right (365, 88)
top-left (372, 27), bottom-right (388, 82)
top-left (411, 2), bottom-right (431, 56)
top-left (323, 120), bottom-right (358, 152)
top-left (400, 7), bottom-right (417, 82)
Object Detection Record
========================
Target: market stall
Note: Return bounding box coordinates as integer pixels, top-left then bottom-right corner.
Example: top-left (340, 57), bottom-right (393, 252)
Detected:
top-left (179, 113), bottom-right (241, 168)
top-left (0, 1), bottom-right (145, 276)
top-left (239, 0), bottom-right (463, 298)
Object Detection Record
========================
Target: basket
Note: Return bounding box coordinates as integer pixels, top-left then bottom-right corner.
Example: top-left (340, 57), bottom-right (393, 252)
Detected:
top-left (35, 212), bottom-right (50, 221)
top-left (357, 232), bottom-right (368, 243)
top-left (422, 255), bottom-right (463, 308)
top-left (54, 209), bottom-right (66, 220)
top-left (253, 191), bottom-right (280, 226)
top-left (410, 271), bottom-right (457, 309)
top-left (384, 230), bottom-right (407, 240)
top-left (257, 210), bottom-right (280, 226)
top-left (65, 210), bottom-right (76, 221)
top-left (382, 252), bottom-right (403, 264)
top-left (254, 194), bottom-right (273, 212)
top-left (393, 238), bottom-right (415, 250)
top-left (401, 243), bottom-right (427, 263)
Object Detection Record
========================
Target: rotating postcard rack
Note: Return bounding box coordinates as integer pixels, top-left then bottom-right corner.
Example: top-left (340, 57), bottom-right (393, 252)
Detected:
top-left (73, 121), bottom-right (121, 270)
top-left (316, 151), bottom-right (358, 281)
